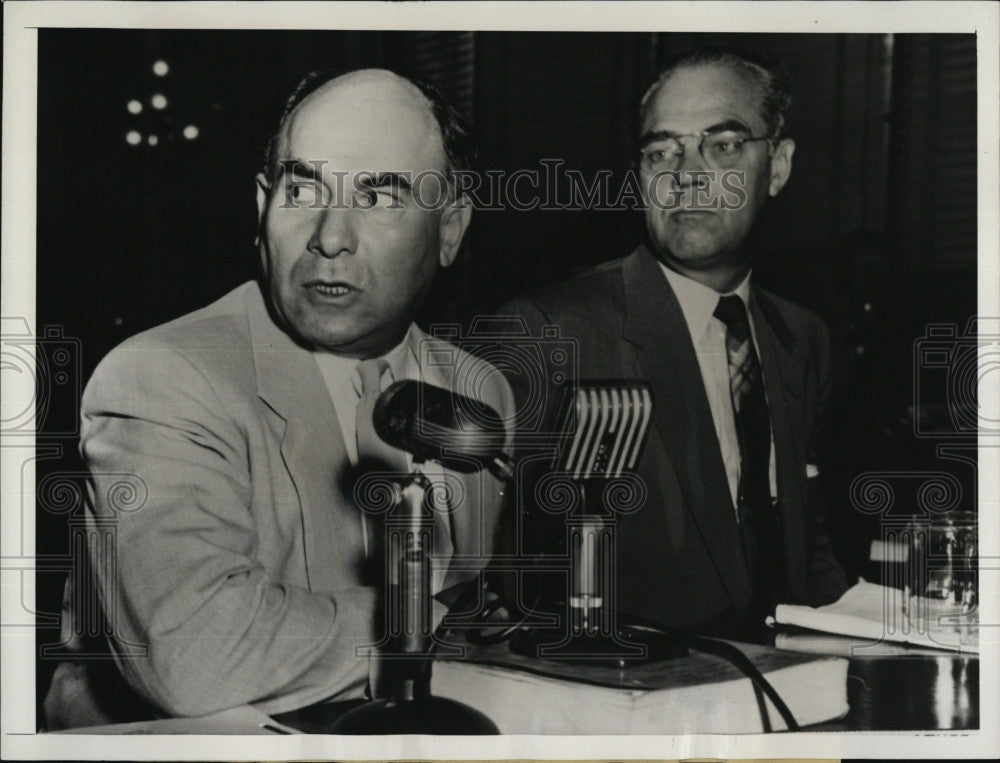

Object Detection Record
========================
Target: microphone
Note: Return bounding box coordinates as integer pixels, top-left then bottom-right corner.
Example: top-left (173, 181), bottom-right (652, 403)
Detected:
top-left (373, 379), bottom-right (514, 481)
top-left (332, 376), bottom-right (505, 734)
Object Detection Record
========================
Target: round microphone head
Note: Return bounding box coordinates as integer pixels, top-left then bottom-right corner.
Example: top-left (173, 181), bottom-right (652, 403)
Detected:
top-left (373, 380), bottom-right (508, 473)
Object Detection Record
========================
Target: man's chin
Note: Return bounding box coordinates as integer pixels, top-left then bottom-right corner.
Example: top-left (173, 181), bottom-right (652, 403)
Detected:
top-left (301, 330), bottom-right (367, 356)
top-left (651, 221), bottom-right (725, 258)
top-left (657, 240), bottom-right (728, 268)
top-left (295, 322), bottom-right (406, 359)
top-left (279, 314), bottom-right (360, 355)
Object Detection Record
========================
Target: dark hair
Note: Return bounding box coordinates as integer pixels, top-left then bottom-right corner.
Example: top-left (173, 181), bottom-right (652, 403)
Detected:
top-left (639, 48), bottom-right (793, 141)
top-left (262, 67), bottom-right (475, 195)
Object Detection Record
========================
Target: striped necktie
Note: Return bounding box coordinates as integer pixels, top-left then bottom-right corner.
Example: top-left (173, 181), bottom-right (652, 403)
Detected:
top-left (713, 294), bottom-right (785, 608)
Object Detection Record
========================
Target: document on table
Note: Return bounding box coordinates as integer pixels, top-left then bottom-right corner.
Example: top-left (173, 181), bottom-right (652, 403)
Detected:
top-left (773, 581), bottom-right (979, 654)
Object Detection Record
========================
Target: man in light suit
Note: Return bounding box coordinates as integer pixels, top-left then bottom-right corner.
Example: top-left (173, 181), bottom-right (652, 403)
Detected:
top-left (44, 69), bottom-right (512, 727)
top-left (503, 49), bottom-right (847, 640)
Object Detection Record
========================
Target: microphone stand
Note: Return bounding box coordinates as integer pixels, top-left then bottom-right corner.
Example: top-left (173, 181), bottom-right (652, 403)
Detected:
top-left (329, 464), bottom-right (498, 734)
top-left (511, 480), bottom-right (687, 666)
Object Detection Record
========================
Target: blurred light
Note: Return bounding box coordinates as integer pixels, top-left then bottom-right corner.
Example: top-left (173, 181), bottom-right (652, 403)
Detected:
top-left (125, 130), bottom-right (142, 146)
top-left (151, 93), bottom-right (168, 110)
top-left (127, 99), bottom-right (143, 115)
top-left (182, 124), bottom-right (199, 140)
top-left (147, 134), bottom-right (159, 146)
top-left (152, 59), bottom-right (169, 76)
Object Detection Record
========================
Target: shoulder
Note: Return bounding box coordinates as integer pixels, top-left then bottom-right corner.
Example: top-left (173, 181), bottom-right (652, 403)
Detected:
top-left (84, 282), bottom-right (260, 408)
top-left (499, 256), bottom-right (628, 329)
top-left (754, 285), bottom-right (830, 345)
top-left (116, 282), bottom-right (256, 354)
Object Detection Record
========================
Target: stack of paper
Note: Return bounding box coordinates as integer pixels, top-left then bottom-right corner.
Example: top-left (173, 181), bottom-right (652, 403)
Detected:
top-left (773, 581), bottom-right (978, 654)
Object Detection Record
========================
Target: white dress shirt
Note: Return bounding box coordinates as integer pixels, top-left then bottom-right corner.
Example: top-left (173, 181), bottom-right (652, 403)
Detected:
top-left (313, 332), bottom-right (411, 468)
top-left (313, 326), bottom-right (453, 594)
top-left (659, 265), bottom-right (778, 511)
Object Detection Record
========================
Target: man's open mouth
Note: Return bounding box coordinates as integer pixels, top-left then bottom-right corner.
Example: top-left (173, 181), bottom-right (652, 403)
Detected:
top-left (306, 280), bottom-right (357, 296)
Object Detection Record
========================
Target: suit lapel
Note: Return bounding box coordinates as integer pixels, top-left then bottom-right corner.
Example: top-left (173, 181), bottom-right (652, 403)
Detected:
top-left (245, 285), bottom-right (364, 592)
top-left (621, 247), bottom-right (752, 605)
top-left (750, 289), bottom-right (808, 587)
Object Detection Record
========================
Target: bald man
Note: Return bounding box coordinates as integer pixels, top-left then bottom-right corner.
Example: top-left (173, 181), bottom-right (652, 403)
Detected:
top-left (44, 69), bottom-right (513, 727)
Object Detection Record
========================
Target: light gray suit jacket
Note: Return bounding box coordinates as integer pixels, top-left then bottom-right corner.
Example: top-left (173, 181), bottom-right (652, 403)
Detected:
top-left (47, 281), bottom-right (512, 723)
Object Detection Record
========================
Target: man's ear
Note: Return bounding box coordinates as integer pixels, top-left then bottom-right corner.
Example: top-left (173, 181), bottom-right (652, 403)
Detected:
top-left (438, 196), bottom-right (472, 268)
top-left (768, 138), bottom-right (795, 197)
top-left (255, 172), bottom-right (270, 225)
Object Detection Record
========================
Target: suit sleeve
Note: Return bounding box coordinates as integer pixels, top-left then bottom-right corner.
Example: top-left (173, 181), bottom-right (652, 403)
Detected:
top-left (804, 319), bottom-right (850, 605)
top-left (80, 343), bottom-right (375, 717)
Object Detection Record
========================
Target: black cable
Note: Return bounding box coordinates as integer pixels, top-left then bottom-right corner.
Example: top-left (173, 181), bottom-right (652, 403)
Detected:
top-left (453, 589), bottom-right (801, 732)
top-left (684, 633), bottom-right (800, 731)
top-left (431, 574), bottom-right (525, 648)
top-left (594, 610), bottom-right (801, 731)
top-left (562, 604), bottom-right (801, 731)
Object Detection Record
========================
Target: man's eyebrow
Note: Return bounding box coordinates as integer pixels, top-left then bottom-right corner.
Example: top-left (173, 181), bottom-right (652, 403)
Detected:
top-left (280, 164), bottom-right (414, 192)
top-left (639, 120), bottom-right (755, 148)
top-left (283, 159), bottom-right (324, 182)
top-left (638, 130), bottom-right (676, 148)
top-left (356, 172), bottom-right (414, 192)
top-left (703, 119), bottom-right (754, 135)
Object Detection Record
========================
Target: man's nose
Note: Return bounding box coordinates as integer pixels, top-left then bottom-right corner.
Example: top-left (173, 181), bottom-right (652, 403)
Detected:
top-left (307, 206), bottom-right (359, 258)
top-left (675, 145), bottom-right (711, 185)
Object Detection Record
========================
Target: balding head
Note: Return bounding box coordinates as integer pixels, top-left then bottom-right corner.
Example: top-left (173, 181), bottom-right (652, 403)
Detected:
top-left (263, 68), bottom-right (473, 194)
top-left (278, 70), bottom-right (445, 181)
top-left (255, 67), bottom-right (474, 359)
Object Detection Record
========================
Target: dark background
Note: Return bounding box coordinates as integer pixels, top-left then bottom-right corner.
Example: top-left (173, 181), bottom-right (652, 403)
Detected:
top-left (34, 30), bottom-right (979, 723)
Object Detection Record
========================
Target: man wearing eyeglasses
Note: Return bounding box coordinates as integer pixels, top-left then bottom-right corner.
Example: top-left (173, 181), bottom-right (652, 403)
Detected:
top-left (503, 49), bottom-right (848, 640)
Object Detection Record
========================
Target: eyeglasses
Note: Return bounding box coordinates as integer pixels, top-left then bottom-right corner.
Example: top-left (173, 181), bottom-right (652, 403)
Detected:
top-left (638, 130), bottom-right (772, 173)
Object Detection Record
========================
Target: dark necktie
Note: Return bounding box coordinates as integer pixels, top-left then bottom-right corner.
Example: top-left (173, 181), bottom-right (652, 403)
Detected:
top-left (713, 294), bottom-right (785, 609)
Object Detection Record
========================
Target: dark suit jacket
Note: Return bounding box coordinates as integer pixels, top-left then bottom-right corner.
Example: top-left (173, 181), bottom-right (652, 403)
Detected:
top-left (44, 281), bottom-right (513, 727)
top-left (500, 245), bottom-right (848, 630)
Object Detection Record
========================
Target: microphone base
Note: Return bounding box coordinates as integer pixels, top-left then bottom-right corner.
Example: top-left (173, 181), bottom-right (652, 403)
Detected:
top-left (509, 624), bottom-right (689, 668)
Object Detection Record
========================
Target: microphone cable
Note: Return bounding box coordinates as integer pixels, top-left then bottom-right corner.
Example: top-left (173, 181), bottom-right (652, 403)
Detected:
top-left (448, 584), bottom-right (800, 732)
top-left (682, 632), bottom-right (799, 731)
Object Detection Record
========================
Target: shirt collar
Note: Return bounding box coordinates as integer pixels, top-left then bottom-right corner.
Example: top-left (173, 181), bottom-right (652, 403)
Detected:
top-left (313, 325), bottom-right (417, 398)
top-left (659, 263), bottom-right (753, 339)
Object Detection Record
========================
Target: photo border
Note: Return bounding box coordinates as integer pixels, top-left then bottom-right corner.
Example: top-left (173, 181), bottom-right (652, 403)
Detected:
top-left (3, 1), bottom-right (998, 759)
